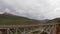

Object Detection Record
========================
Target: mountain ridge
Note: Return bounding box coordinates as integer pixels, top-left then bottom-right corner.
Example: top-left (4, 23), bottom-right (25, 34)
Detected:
top-left (0, 12), bottom-right (60, 25)
top-left (0, 13), bottom-right (40, 25)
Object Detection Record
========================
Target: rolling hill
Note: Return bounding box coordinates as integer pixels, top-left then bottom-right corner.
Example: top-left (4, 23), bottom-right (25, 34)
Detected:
top-left (0, 13), bottom-right (40, 25)
top-left (0, 12), bottom-right (60, 25)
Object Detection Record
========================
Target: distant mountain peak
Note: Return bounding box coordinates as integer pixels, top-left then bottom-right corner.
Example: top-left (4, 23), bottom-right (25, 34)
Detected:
top-left (2, 8), bottom-right (14, 16)
top-left (3, 12), bottom-right (13, 15)
top-left (4, 8), bottom-right (10, 13)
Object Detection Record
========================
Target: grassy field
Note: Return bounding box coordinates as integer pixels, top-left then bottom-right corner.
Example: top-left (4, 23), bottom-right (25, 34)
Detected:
top-left (0, 13), bottom-right (60, 25)
top-left (0, 14), bottom-right (39, 25)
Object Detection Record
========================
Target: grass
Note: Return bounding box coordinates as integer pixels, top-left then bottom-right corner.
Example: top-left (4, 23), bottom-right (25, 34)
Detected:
top-left (0, 14), bottom-right (39, 25)
top-left (0, 13), bottom-right (60, 25)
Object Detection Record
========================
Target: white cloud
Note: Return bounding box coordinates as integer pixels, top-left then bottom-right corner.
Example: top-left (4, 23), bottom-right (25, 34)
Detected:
top-left (0, 0), bottom-right (60, 20)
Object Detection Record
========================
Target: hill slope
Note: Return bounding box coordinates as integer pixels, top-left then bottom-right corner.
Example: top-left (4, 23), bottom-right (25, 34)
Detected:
top-left (0, 13), bottom-right (39, 25)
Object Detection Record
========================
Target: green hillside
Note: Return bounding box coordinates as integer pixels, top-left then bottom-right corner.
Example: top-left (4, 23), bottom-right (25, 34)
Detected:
top-left (46, 18), bottom-right (60, 26)
top-left (48, 18), bottom-right (60, 23)
top-left (52, 18), bottom-right (60, 26)
top-left (0, 13), bottom-right (60, 25)
top-left (52, 18), bottom-right (60, 23)
top-left (0, 14), bottom-right (39, 25)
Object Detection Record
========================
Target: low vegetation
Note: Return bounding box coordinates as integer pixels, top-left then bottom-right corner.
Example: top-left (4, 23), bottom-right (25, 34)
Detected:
top-left (0, 14), bottom-right (39, 25)
top-left (0, 13), bottom-right (60, 25)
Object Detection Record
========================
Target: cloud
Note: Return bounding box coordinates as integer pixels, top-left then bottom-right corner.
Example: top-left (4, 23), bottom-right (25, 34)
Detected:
top-left (0, 0), bottom-right (60, 20)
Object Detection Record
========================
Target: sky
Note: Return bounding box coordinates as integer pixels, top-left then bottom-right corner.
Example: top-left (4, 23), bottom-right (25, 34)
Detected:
top-left (0, 0), bottom-right (60, 20)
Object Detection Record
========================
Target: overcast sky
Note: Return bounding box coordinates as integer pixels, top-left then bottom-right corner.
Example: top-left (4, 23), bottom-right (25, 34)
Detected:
top-left (0, 0), bottom-right (60, 20)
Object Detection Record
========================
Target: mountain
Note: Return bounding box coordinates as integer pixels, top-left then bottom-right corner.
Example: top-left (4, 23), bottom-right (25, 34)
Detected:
top-left (0, 13), bottom-right (40, 25)
top-left (46, 18), bottom-right (60, 23)
top-left (51, 18), bottom-right (60, 23)
top-left (39, 19), bottom-right (49, 23)
top-left (0, 12), bottom-right (60, 25)
top-left (51, 18), bottom-right (60, 26)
